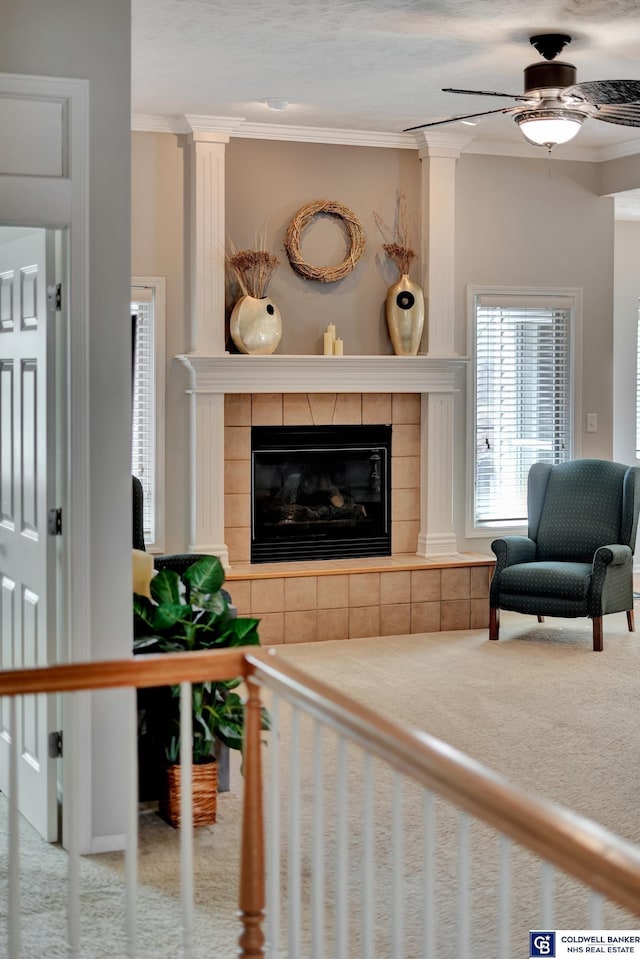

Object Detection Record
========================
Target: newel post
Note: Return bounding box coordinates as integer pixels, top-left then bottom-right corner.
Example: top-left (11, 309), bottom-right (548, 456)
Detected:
top-left (238, 675), bottom-right (266, 957)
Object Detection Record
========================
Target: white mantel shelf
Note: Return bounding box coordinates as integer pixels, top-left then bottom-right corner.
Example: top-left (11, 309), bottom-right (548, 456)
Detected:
top-left (177, 353), bottom-right (468, 394)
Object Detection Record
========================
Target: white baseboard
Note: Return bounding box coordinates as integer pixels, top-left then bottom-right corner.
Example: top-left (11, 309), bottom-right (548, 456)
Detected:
top-left (90, 833), bottom-right (127, 854)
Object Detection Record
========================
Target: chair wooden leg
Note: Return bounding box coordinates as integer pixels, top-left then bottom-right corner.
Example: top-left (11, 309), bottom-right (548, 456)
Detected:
top-left (489, 607), bottom-right (499, 641)
top-left (537, 615), bottom-right (544, 623)
top-left (627, 609), bottom-right (635, 632)
top-left (592, 616), bottom-right (603, 652)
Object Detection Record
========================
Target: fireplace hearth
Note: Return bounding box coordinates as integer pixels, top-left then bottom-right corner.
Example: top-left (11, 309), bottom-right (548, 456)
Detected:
top-left (251, 424), bottom-right (392, 563)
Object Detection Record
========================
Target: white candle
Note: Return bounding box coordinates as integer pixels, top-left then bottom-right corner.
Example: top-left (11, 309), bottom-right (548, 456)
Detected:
top-left (333, 338), bottom-right (343, 356)
top-left (323, 331), bottom-right (334, 355)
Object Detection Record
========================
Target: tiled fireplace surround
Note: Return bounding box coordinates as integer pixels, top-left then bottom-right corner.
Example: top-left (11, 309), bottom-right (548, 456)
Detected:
top-left (177, 355), bottom-right (493, 647)
top-left (223, 389), bottom-right (491, 645)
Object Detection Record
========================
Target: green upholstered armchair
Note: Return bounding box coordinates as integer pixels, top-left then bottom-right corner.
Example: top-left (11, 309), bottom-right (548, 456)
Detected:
top-left (490, 459), bottom-right (640, 652)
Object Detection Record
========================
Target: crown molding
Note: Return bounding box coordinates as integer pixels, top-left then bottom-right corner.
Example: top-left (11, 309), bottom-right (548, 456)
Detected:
top-left (132, 113), bottom-right (188, 134)
top-left (131, 113), bottom-right (640, 162)
top-left (413, 129), bottom-right (474, 158)
top-left (183, 114), bottom-right (246, 139)
top-left (231, 122), bottom-right (416, 149)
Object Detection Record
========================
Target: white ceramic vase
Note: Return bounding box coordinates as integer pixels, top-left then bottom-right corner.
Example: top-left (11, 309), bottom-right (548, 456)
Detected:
top-left (385, 274), bottom-right (425, 356)
top-left (230, 295), bottom-right (282, 355)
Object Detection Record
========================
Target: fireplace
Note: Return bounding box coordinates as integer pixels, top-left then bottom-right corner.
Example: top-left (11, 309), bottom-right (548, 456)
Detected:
top-left (251, 424), bottom-right (392, 563)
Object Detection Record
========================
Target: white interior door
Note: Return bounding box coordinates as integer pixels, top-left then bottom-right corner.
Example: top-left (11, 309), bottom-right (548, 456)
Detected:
top-left (0, 228), bottom-right (58, 841)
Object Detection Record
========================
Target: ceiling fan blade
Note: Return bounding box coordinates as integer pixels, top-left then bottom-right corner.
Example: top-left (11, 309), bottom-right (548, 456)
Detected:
top-left (565, 80), bottom-right (640, 105)
top-left (403, 106), bottom-right (511, 133)
top-left (592, 102), bottom-right (640, 127)
top-left (443, 87), bottom-right (529, 100)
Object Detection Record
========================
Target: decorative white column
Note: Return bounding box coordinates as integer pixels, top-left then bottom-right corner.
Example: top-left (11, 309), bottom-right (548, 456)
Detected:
top-left (183, 116), bottom-right (243, 563)
top-left (416, 131), bottom-right (468, 357)
top-left (414, 131), bottom-right (469, 555)
top-left (185, 116), bottom-right (243, 354)
top-left (417, 393), bottom-right (458, 556)
top-left (188, 391), bottom-right (229, 565)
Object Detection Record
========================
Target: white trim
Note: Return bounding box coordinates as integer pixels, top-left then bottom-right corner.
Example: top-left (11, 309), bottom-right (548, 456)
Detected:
top-left (0, 72), bottom-right (91, 852)
top-left (130, 113), bottom-right (640, 161)
top-left (465, 285), bottom-right (582, 539)
top-left (233, 123), bottom-right (415, 149)
top-left (176, 353), bottom-right (467, 394)
top-left (131, 276), bottom-right (166, 554)
top-left (131, 113), bottom-right (188, 134)
top-left (90, 834), bottom-right (128, 854)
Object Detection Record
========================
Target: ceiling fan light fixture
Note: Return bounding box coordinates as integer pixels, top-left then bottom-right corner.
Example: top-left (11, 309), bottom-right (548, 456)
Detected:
top-left (514, 109), bottom-right (585, 148)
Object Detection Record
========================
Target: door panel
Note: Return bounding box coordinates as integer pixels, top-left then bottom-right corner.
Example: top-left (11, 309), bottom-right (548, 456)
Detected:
top-left (0, 229), bottom-right (58, 841)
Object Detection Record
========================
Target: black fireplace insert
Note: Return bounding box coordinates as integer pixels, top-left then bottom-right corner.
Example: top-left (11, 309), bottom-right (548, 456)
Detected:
top-left (251, 424), bottom-right (392, 563)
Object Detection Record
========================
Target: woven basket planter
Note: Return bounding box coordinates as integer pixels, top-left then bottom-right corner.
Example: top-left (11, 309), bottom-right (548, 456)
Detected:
top-left (160, 760), bottom-right (218, 828)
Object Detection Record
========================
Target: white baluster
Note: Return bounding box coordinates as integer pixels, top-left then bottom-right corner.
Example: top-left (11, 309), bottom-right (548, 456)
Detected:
top-left (497, 835), bottom-right (511, 959)
top-left (335, 736), bottom-right (348, 959)
top-left (125, 686), bottom-right (138, 957)
top-left (423, 790), bottom-right (435, 959)
top-left (66, 692), bottom-right (80, 957)
top-left (457, 810), bottom-right (470, 959)
top-left (392, 772), bottom-right (403, 959)
top-left (266, 694), bottom-right (280, 959)
top-left (589, 890), bottom-right (603, 929)
top-left (180, 682), bottom-right (194, 959)
top-left (288, 707), bottom-right (301, 957)
top-left (312, 720), bottom-right (325, 959)
top-left (8, 697), bottom-right (20, 959)
top-left (541, 861), bottom-right (554, 929)
top-left (362, 754), bottom-right (374, 959)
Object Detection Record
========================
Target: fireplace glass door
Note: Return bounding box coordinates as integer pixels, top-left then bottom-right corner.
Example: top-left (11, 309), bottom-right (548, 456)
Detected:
top-left (251, 425), bottom-right (391, 563)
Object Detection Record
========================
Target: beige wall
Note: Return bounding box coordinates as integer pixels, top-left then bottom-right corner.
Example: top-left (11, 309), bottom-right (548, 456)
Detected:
top-left (454, 153), bottom-right (616, 553)
top-left (225, 138), bottom-right (421, 356)
top-left (132, 133), bottom-right (623, 558)
top-left (613, 220), bottom-right (640, 466)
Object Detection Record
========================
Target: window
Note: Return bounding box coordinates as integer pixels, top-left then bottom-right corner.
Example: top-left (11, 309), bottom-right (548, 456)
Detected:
top-left (131, 277), bottom-right (165, 551)
top-left (468, 289), bottom-right (578, 534)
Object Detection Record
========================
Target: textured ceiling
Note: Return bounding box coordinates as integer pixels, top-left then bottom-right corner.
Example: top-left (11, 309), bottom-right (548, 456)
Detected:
top-left (132, 0), bottom-right (640, 209)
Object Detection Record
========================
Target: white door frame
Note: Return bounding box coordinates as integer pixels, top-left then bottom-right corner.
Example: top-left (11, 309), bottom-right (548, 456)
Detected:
top-left (0, 72), bottom-right (92, 851)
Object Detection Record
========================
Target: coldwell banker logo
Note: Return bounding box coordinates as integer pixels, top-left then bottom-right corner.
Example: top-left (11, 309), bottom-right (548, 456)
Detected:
top-left (530, 931), bottom-right (556, 957)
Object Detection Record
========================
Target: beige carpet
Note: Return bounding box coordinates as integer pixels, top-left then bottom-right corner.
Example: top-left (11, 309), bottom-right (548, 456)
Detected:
top-left (2, 609), bottom-right (640, 957)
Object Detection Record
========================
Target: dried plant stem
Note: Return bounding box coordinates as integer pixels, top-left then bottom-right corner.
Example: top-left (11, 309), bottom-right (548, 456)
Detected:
top-left (374, 188), bottom-right (417, 276)
top-left (227, 248), bottom-right (280, 298)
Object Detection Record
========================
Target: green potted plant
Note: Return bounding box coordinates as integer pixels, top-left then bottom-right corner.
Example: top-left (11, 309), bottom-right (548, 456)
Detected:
top-left (133, 554), bottom-right (263, 826)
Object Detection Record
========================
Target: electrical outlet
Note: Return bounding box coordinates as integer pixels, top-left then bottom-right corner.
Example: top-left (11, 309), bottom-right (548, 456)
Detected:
top-left (586, 413), bottom-right (598, 433)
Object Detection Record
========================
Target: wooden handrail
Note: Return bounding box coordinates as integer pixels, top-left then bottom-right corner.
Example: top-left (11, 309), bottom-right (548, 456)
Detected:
top-left (2, 646), bottom-right (640, 922)
top-left (0, 649), bottom-right (251, 695)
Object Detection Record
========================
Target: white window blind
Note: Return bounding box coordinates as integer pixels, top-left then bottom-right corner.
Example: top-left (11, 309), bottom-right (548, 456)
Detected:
top-left (131, 278), bottom-right (165, 551)
top-left (473, 294), bottom-right (573, 528)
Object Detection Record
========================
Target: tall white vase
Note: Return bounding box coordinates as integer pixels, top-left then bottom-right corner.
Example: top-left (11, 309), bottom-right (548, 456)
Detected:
top-left (385, 274), bottom-right (425, 356)
top-left (230, 295), bottom-right (282, 355)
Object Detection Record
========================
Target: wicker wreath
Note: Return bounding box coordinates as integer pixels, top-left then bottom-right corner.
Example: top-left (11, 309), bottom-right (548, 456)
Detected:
top-left (284, 199), bottom-right (366, 283)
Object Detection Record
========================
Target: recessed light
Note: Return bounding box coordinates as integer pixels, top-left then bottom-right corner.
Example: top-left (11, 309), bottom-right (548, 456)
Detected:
top-left (264, 98), bottom-right (289, 111)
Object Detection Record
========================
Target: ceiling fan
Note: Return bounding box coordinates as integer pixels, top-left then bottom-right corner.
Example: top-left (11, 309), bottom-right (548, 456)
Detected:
top-left (404, 34), bottom-right (640, 150)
